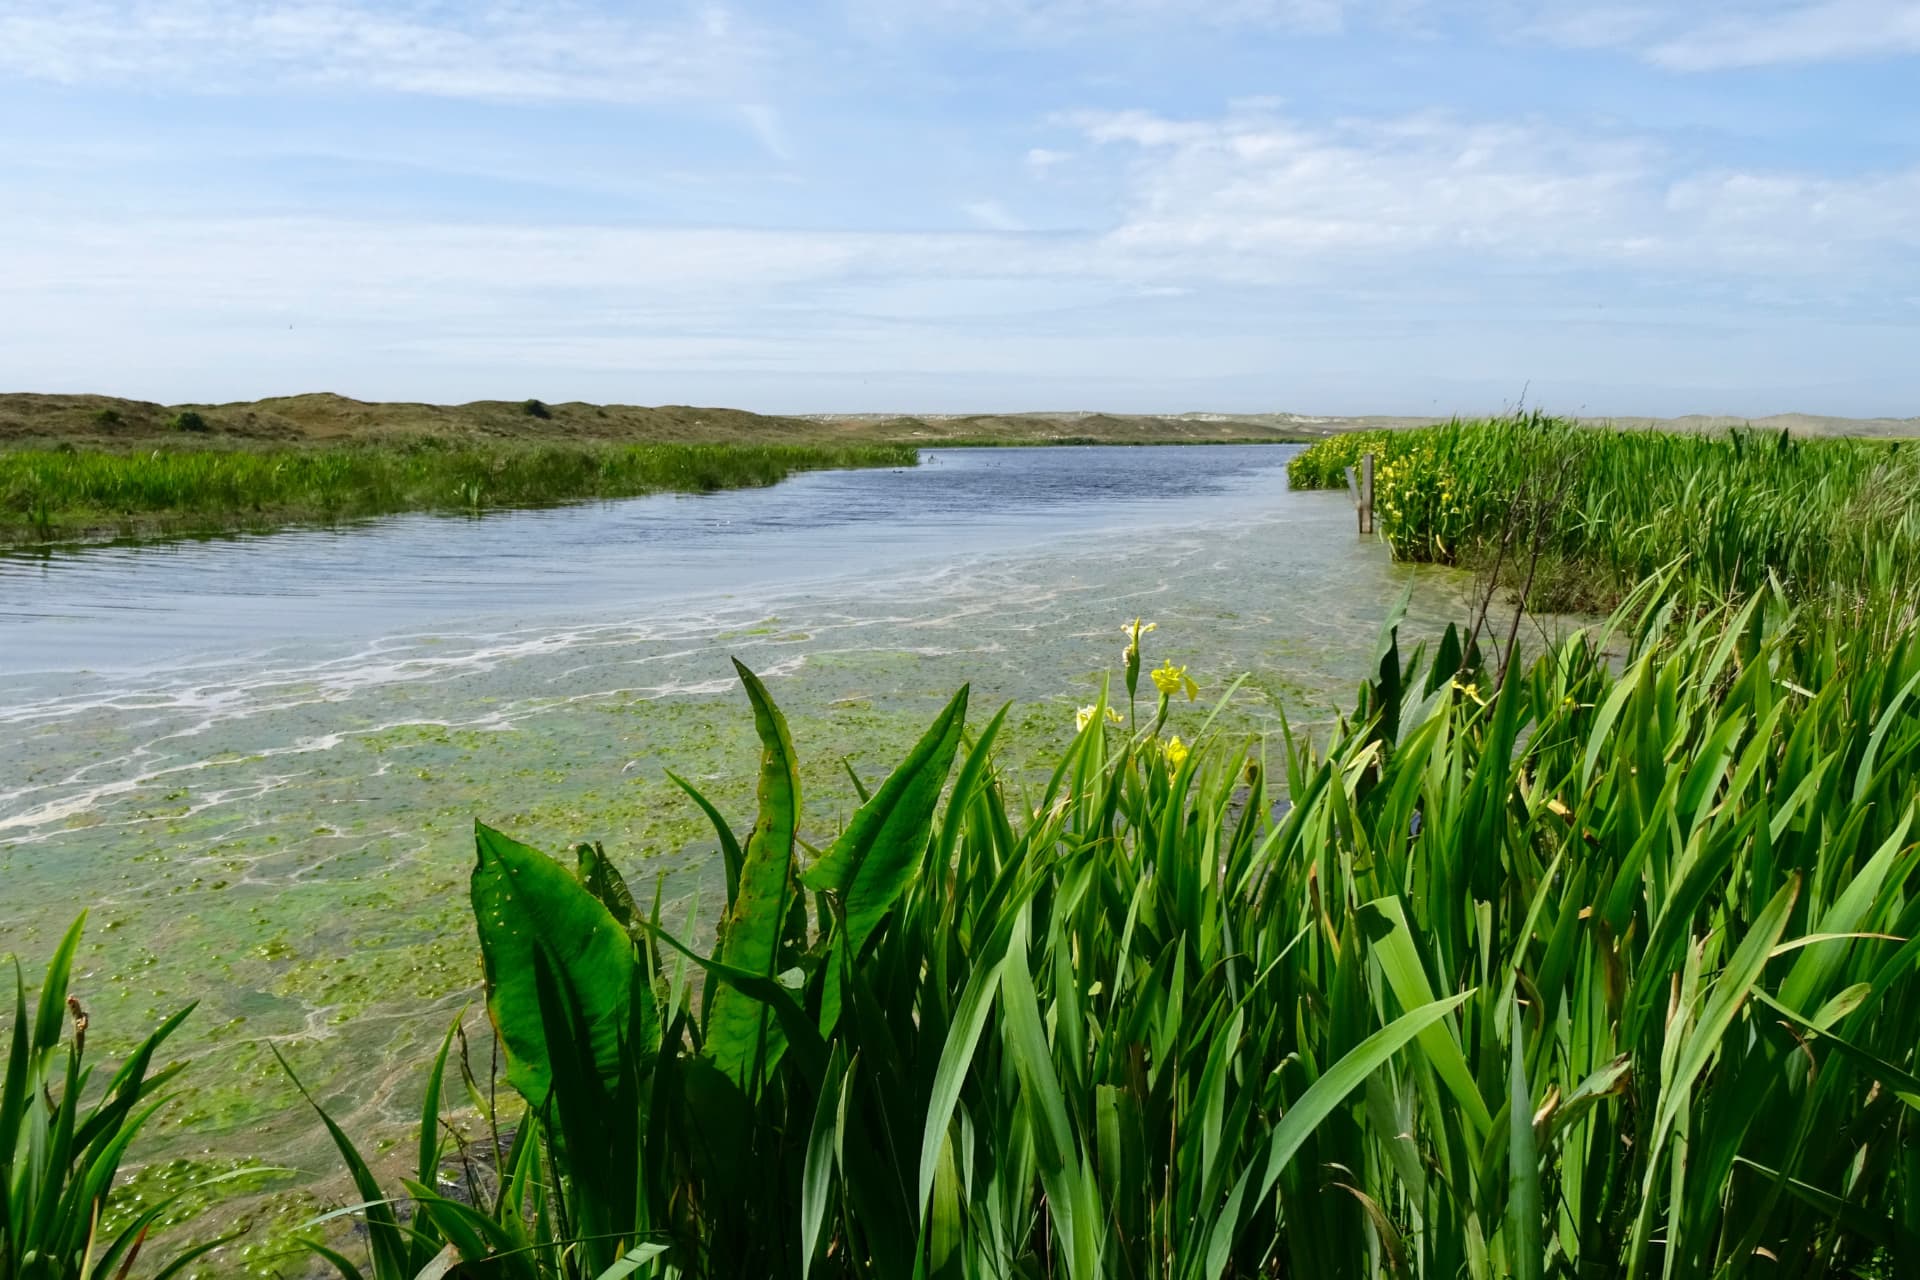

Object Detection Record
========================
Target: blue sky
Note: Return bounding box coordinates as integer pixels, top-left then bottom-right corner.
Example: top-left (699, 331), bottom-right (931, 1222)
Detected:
top-left (3, 2), bottom-right (1917, 416)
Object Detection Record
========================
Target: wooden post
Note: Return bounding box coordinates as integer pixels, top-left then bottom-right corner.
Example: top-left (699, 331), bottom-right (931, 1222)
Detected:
top-left (1360, 452), bottom-right (1375, 535)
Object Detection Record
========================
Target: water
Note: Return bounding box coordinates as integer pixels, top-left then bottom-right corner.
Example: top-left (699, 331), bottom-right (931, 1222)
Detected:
top-left (6, 445), bottom-right (1343, 671)
top-left (0, 445), bottom-right (1470, 1188)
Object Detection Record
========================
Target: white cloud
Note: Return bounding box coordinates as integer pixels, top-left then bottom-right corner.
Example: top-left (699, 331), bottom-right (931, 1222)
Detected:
top-left (1075, 107), bottom-right (1661, 258)
top-left (5, 107), bottom-right (1911, 333)
top-left (1069, 105), bottom-right (1920, 272)
top-left (867, 0), bottom-right (1350, 38)
top-left (1025, 147), bottom-right (1070, 175)
top-left (1646, 0), bottom-right (1920, 70)
top-left (1523, 1), bottom-right (1920, 70)
top-left (0, 1), bottom-right (766, 102)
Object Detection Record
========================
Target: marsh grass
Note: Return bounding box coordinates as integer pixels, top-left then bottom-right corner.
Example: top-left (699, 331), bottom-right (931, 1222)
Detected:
top-left (1289, 415), bottom-right (1920, 615)
top-left (0, 441), bottom-right (919, 545)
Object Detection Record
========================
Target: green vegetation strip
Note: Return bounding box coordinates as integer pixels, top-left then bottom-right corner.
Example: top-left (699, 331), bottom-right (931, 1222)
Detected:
top-left (0, 440), bottom-right (919, 544)
top-left (1290, 413), bottom-right (1920, 610)
top-left (13, 579), bottom-right (1920, 1277)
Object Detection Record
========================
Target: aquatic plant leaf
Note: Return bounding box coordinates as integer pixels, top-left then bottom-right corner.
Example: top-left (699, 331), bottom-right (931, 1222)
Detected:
top-left (595, 1242), bottom-right (671, 1280)
top-left (704, 660), bottom-right (801, 1093)
top-left (801, 1045), bottom-right (850, 1280)
top-left (1360, 897), bottom-right (1494, 1135)
top-left (1202, 991), bottom-right (1474, 1280)
top-left (470, 822), bottom-right (636, 1109)
top-left (666, 770), bottom-right (744, 907)
top-left (803, 685), bottom-right (970, 954)
top-left (273, 1043), bottom-right (410, 1280)
top-left (1507, 998), bottom-right (1542, 1280)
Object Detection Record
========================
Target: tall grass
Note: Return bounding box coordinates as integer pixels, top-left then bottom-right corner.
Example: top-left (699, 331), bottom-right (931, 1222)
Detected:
top-left (0, 441), bottom-right (918, 544)
top-left (270, 588), bottom-right (1920, 1278)
top-left (1288, 415), bottom-right (1920, 612)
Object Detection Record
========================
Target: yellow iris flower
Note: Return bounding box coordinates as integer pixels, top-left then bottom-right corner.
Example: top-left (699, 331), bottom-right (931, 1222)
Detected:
top-left (1150, 659), bottom-right (1199, 701)
top-left (1164, 735), bottom-right (1189, 772)
top-left (1121, 617), bottom-right (1156, 664)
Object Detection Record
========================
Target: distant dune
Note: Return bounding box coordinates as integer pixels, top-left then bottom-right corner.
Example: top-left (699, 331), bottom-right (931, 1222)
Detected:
top-left (3, 392), bottom-right (1915, 448)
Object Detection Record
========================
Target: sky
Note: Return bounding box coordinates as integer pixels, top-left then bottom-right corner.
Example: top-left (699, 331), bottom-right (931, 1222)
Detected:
top-left (2, 1), bottom-right (1917, 417)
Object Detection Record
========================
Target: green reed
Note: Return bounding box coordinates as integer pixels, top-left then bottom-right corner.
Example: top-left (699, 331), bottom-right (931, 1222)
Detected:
top-left (0, 917), bottom-right (232, 1280)
top-left (0, 441), bottom-right (919, 544)
top-left (1288, 415), bottom-right (1920, 613)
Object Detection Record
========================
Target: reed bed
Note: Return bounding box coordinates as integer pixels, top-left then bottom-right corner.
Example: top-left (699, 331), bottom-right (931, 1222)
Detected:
top-left (1289, 415), bottom-right (1920, 612)
top-left (0, 441), bottom-right (919, 544)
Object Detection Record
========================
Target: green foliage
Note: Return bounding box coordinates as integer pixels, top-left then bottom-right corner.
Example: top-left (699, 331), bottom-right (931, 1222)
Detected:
top-left (0, 441), bottom-right (920, 543)
top-left (89, 409), bottom-right (120, 429)
top-left (1290, 414), bottom-right (1920, 611)
top-left (1, 917), bottom-right (224, 1280)
top-left (521, 399), bottom-right (552, 419)
top-left (300, 587), bottom-right (1920, 1277)
top-left (166, 410), bottom-right (209, 433)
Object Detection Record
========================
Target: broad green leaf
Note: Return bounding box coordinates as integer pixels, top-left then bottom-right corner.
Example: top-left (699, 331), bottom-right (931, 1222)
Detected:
top-left (471, 822), bottom-right (636, 1109)
top-left (595, 1242), bottom-right (671, 1280)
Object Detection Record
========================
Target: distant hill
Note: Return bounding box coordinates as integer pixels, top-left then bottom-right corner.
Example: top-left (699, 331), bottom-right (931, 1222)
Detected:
top-left (0, 392), bottom-right (834, 447)
top-left (3, 392), bottom-right (1914, 448)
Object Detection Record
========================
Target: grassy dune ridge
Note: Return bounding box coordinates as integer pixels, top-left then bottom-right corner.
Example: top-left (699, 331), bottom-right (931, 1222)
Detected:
top-left (0, 439), bottom-right (920, 544)
top-left (0, 392), bottom-right (1323, 449)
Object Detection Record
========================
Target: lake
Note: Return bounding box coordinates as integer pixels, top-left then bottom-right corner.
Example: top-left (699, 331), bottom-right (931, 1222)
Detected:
top-left (0, 445), bottom-right (1471, 1191)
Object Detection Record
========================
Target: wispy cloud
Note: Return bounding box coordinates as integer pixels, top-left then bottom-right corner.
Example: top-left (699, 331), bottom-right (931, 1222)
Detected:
top-left (1645, 0), bottom-right (1920, 70)
top-left (1025, 147), bottom-right (1070, 175)
top-left (869, 0), bottom-right (1350, 39)
top-left (0, 1), bottom-right (767, 102)
top-left (962, 200), bottom-right (1026, 230)
top-left (1070, 104), bottom-right (1920, 275)
top-left (1525, 0), bottom-right (1920, 70)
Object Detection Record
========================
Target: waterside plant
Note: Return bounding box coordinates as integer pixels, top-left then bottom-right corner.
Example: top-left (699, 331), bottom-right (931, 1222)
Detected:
top-left (253, 575), bottom-right (1920, 1279)
top-left (0, 441), bottom-right (918, 546)
top-left (0, 917), bottom-right (230, 1280)
top-left (1287, 415), bottom-right (1920, 615)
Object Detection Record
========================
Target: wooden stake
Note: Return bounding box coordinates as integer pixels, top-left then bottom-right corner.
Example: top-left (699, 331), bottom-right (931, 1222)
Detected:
top-left (1361, 452), bottom-right (1375, 535)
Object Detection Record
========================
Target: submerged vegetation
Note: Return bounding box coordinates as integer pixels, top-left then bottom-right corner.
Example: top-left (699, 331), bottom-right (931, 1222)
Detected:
top-left (4, 417), bottom-right (1918, 1276)
top-left (0, 440), bottom-right (919, 545)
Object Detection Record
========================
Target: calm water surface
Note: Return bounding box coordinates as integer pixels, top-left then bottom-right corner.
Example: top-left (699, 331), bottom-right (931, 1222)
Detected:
top-left (7, 445), bottom-right (1345, 671)
top-left (0, 445), bottom-right (1471, 1175)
